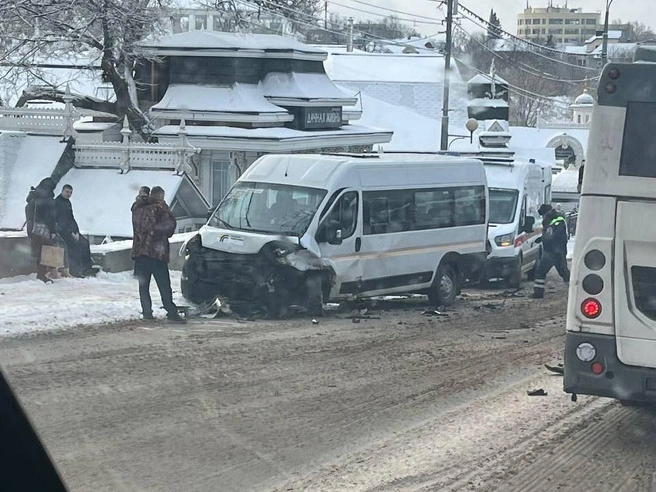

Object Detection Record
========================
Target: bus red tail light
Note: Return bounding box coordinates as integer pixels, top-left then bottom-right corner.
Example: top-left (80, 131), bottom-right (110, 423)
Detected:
top-left (591, 362), bottom-right (604, 375)
top-left (582, 298), bottom-right (602, 319)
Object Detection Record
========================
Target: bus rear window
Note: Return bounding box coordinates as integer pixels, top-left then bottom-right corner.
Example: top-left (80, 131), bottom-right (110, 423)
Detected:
top-left (619, 101), bottom-right (656, 178)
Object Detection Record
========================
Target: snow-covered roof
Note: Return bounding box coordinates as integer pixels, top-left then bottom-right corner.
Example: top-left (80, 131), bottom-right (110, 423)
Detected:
top-left (590, 42), bottom-right (638, 58)
top-left (562, 45), bottom-right (589, 55)
top-left (573, 92), bottom-right (595, 106)
top-left (585, 30), bottom-right (623, 44)
top-left (140, 31), bottom-right (327, 59)
top-left (260, 72), bottom-right (356, 105)
top-left (552, 168), bottom-right (580, 193)
top-left (154, 123), bottom-right (392, 151)
top-left (351, 91), bottom-right (440, 152)
top-left (325, 53), bottom-right (445, 83)
top-left (468, 73), bottom-right (509, 86)
top-left (0, 132), bottom-right (69, 230)
top-left (58, 169), bottom-right (185, 237)
top-left (151, 83), bottom-right (288, 115)
top-left (468, 98), bottom-right (509, 108)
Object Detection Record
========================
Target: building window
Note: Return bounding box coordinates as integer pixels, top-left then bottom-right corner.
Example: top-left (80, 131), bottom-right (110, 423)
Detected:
top-left (565, 29), bottom-right (579, 35)
top-left (518, 19), bottom-right (524, 25)
top-left (542, 19), bottom-right (547, 24)
top-left (577, 114), bottom-right (582, 124)
top-left (542, 28), bottom-right (546, 34)
top-left (565, 19), bottom-right (580, 25)
top-left (195, 15), bottom-right (207, 30)
top-left (549, 28), bottom-right (563, 34)
top-left (549, 18), bottom-right (564, 25)
top-left (533, 29), bottom-right (540, 34)
top-left (586, 115), bottom-right (590, 123)
top-left (212, 161), bottom-right (234, 206)
top-left (533, 19), bottom-right (541, 24)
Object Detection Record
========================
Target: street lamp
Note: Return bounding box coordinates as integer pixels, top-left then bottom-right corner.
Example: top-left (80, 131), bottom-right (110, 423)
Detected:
top-left (601, 0), bottom-right (616, 66)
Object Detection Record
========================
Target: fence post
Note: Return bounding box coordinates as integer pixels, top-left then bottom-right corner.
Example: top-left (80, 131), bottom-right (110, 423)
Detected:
top-left (176, 118), bottom-right (193, 175)
top-left (62, 84), bottom-right (75, 139)
top-left (119, 116), bottom-right (132, 174)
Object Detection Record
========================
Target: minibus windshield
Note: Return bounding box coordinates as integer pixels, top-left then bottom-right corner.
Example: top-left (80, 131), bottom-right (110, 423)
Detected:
top-left (489, 189), bottom-right (519, 224)
top-left (209, 181), bottom-right (327, 236)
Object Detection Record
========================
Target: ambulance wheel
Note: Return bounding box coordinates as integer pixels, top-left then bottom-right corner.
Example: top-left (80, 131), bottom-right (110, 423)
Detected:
top-left (429, 264), bottom-right (458, 306)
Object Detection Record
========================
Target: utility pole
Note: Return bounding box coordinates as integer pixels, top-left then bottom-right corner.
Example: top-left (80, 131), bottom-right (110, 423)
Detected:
top-left (601, 0), bottom-right (614, 66)
top-left (324, 1), bottom-right (328, 30)
top-left (440, 0), bottom-right (454, 151)
top-left (347, 17), bottom-right (354, 52)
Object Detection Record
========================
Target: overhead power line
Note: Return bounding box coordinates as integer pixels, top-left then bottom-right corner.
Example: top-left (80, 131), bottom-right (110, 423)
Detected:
top-left (456, 1), bottom-right (596, 59)
top-left (454, 24), bottom-right (600, 84)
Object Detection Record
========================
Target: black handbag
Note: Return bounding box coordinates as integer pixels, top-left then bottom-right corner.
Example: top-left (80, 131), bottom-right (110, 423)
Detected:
top-left (30, 202), bottom-right (51, 239)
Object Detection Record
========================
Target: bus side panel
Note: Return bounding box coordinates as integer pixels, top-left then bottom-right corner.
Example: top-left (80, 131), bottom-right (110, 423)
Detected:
top-left (566, 195), bottom-right (616, 336)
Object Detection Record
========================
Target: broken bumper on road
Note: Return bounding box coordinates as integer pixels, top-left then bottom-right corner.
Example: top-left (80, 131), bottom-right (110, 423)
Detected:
top-left (564, 331), bottom-right (656, 403)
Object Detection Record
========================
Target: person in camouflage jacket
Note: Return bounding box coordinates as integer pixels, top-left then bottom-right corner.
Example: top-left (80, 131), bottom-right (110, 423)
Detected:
top-left (131, 186), bottom-right (185, 323)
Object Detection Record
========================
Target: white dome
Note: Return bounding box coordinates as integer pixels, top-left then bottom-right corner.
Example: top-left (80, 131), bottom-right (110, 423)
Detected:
top-left (574, 92), bottom-right (594, 106)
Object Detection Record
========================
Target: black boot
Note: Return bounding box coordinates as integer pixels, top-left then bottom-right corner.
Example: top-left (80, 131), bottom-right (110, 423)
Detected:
top-left (36, 264), bottom-right (53, 284)
top-left (531, 289), bottom-right (544, 299)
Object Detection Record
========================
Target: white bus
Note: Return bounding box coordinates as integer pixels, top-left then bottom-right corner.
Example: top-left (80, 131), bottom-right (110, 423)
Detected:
top-left (564, 48), bottom-right (656, 404)
top-left (181, 154), bottom-right (489, 316)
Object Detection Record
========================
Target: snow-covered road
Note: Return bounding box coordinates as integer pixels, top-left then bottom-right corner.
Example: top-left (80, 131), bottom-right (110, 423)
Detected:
top-left (0, 271), bottom-right (184, 336)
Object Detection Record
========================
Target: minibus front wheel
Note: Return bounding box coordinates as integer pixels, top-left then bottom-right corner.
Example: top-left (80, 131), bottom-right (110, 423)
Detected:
top-left (429, 263), bottom-right (458, 306)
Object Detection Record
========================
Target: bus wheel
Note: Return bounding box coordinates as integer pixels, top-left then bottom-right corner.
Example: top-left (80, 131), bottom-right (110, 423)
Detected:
top-left (429, 264), bottom-right (458, 306)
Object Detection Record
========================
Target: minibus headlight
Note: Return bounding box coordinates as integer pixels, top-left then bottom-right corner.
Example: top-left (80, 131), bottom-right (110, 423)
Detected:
top-left (494, 233), bottom-right (514, 247)
top-left (576, 342), bottom-right (596, 362)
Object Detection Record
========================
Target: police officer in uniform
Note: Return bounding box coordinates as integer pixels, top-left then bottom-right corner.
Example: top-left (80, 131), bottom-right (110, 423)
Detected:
top-left (532, 204), bottom-right (570, 298)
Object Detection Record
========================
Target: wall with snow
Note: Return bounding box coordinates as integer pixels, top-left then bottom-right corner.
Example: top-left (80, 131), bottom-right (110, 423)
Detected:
top-left (0, 132), bottom-right (69, 230)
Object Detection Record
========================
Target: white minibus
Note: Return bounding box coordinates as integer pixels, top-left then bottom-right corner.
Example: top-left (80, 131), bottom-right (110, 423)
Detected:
top-left (181, 154), bottom-right (489, 316)
top-left (564, 48), bottom-right (656, 404)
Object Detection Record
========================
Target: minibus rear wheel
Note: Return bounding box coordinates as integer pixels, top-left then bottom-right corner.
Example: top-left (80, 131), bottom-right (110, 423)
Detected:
top-left (429, 263), bottom-right (458, 306)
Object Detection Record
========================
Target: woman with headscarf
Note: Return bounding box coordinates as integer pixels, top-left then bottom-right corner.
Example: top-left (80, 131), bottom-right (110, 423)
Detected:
top-left (25, 177), bottom-right (59, 283)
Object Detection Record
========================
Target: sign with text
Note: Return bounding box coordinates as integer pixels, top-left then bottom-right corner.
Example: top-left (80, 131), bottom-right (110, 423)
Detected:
top-left (300, 107), bottom-right (343, 130)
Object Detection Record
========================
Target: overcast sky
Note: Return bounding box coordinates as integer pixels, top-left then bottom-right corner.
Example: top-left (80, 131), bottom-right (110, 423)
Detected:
top-left (330, 0), bottom-right (654, 35)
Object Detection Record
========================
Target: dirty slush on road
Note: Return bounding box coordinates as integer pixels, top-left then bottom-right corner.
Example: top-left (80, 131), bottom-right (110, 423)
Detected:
top-left (7, 278), bottom-right (655, 492)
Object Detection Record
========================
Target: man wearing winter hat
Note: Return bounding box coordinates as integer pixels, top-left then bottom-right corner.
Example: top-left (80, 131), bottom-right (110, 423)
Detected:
top-left (532, 204), bottom-right (570, 299)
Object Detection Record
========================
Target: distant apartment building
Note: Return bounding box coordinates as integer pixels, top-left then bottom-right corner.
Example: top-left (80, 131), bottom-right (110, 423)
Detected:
top-left (517, 5), bottom-right (600, 45)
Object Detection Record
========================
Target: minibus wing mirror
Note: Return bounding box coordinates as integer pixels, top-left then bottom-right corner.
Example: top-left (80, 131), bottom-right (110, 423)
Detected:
top-left (319, 220), bottom-right (343, 245)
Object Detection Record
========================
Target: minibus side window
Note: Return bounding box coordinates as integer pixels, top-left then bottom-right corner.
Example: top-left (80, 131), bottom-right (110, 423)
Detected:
top-left (323, 191), bottom-right (359, 240)
top-left (453, 186), bottom-right (486, 226)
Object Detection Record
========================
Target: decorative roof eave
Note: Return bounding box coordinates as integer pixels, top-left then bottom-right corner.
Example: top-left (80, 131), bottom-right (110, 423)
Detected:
top-left (149, 109), bottom-right (294, 124)
top-left (343, 109), bottom-right (362, 121)
top-left (139, 47), bottom-right (326, 61)
top-left (155, 130), bottom-right (393, 152)
top-left (266, 97), bottom-right (359, 108)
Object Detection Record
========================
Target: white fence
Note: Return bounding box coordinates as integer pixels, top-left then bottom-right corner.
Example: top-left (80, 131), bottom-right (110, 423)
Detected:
top-left (0, 107), bottom-right (77, 135)
top-left (74, 119), bottom-right (198, 175)
top-left (74, 142), bottom-right (192, 174)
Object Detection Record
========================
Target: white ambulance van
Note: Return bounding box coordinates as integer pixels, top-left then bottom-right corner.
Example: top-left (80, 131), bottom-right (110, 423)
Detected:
top-left (482, 158), bottom-right (553, 287)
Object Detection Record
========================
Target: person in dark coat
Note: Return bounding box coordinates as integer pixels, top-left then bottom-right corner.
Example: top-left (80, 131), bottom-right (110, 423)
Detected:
top-left (54, 184), bottom-right (94, 278)
top-left (25, 177), bottom-right (58, 283)
top-left (131, 186), bottom-right (185, 323)
top-left (532, 204), bottom-right (570, 298)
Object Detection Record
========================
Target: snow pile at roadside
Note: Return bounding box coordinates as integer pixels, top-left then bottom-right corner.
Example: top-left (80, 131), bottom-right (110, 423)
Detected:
top-left (0, 271), bottom-right (184, 336)
top-left (567, 237), bottom-right (575, 260)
